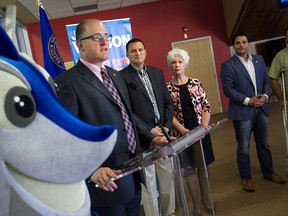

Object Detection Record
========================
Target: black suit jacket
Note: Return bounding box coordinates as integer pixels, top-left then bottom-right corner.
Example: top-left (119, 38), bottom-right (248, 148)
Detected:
top-left (55, 60), bottom-right (145, 208)
top-left (120, 64), bottom-right (173, 149)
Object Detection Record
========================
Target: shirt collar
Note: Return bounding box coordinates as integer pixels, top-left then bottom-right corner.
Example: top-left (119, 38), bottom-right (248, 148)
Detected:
top-left (235, 53), bottom-right (252, 63)
top-left (131, 64), bottom-right (147, 75)
top-left (80, 58), bottom-right (106, 72)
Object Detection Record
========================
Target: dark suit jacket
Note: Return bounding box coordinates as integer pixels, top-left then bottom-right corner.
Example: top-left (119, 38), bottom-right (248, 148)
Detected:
top-left (220, 54), bottom-right (270, 120)
top-left (55, 60), bottom-right (145, 208)
top-left (120, 64), bottom-right (173, 149)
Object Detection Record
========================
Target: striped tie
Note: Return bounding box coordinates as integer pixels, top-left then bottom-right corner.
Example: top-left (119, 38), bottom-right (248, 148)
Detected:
top-left (101, 68), bottom-right (136, 154)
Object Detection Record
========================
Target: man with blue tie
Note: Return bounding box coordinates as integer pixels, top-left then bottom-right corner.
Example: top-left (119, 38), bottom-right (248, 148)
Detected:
top-left (220, 31), bottom-right (287, 192)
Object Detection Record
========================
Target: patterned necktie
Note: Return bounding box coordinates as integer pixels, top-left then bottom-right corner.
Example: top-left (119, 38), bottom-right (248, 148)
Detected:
top-left (100, 68), bottom-right (136, 154)
top-left (139, 70), bottom-right (161, 123)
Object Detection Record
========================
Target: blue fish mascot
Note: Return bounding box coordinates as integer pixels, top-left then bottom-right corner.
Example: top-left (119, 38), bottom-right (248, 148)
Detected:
top-left (0, 26), bottom-right (117, 215)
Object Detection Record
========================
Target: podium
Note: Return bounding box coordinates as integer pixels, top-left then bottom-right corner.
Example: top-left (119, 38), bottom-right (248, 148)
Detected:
top-left (116, 118), bottom-right (228, 215)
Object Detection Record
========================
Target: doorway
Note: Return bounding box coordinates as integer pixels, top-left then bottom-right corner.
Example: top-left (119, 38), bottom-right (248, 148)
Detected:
top-left (172, 36), bottom-right (222, 114)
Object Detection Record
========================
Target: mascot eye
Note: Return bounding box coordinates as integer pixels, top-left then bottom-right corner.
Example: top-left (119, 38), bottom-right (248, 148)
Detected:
top-left (5, 87), bottom-right (36, 128)
top-left (14, 95), bottom-right (31, 117)
top-left (0, 71), bottom-right (36, 129)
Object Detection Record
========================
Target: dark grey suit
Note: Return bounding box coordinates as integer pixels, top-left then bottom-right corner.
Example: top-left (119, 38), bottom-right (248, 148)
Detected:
top-left (120, 64), bottom-right (173, 149)
top-left (120, 64), bottom-right (175, 216)
top-left (55, 60), bottom-right (146, 210)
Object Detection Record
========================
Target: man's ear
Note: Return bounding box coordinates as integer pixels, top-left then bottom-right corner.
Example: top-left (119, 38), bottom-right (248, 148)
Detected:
top-left (76, 40), bottom-right (84, 50)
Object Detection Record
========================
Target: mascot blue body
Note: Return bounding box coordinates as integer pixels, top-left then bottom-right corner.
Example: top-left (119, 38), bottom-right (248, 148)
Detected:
top-left (0, 26), bottom-right (117, 215)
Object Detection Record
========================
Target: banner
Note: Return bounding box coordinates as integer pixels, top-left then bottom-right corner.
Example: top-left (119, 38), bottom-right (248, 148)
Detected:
top-left (39, 5), bottom-right (66, 78)
top-left (66, 18), bottom-right (132, 71)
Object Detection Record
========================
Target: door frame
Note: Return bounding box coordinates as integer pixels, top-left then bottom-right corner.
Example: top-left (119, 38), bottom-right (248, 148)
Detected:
top-left (171, 36), bottom-right (223, 114)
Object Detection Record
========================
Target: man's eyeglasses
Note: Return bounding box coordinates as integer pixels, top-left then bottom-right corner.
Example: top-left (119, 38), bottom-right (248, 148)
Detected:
top-left (79, 33), bottom-right (112, 41)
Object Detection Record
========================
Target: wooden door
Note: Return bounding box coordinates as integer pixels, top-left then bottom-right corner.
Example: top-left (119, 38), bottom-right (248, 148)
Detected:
top-left (172, 36), bottom-right (222, 114)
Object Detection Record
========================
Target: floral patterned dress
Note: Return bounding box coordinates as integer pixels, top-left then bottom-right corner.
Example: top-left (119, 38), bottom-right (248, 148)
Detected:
top-left (167, 77), bottom-right (215, 167)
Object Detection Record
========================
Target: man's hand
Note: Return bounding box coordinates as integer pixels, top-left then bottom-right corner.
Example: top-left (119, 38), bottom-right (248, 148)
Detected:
top-left (90, 167), bottom-right (121, 192)
top-left (151, 135), bottom-right (176, 147)
top-left (249, 94), bottom-right (267, 107)
top-left (150, 127), bottom-right (169, 136)
top-left (279, 100), bottom-right (288, 108)
top-left (270, 78), bottom-right (286, 107)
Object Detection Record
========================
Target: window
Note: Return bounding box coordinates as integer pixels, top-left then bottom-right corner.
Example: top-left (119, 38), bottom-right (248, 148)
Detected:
top-left (0, 6), bottom-right (32, 57)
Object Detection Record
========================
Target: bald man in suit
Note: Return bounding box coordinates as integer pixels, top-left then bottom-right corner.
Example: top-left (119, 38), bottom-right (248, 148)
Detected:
top-left (55, 19), bottom-right (167, 216)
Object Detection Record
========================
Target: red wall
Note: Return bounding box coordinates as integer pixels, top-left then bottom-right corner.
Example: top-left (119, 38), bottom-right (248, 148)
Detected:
top-left (27, 0), bottom-right (230, 108)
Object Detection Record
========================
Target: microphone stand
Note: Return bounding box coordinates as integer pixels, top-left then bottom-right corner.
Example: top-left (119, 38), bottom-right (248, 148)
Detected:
top-left (155, 118), bottom-right (189, 216)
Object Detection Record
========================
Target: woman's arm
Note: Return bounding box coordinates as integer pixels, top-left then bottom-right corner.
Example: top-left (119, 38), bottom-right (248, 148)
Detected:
top-left (201, 110), bottom-right (211, 129)
top-left (172, 116), bottom-right (190, 134)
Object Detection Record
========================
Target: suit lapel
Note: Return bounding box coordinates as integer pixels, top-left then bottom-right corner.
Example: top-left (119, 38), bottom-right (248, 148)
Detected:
top-left (252, 56), bottom-right (259, 80)
top-left (106, 66), bottom-right (132, 109)
top-left (233, 55), bottom-right (253, 85)
top-left (128, 65), bottom-right (151, 101)
top-left (76, 61), bottom-right (117, 105)
top-left (251, 56), bottom-right (262, 92)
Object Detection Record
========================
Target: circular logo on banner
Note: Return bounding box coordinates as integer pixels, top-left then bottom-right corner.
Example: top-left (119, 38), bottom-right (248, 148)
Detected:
top-left (48, 36), bottom-right (65, 69)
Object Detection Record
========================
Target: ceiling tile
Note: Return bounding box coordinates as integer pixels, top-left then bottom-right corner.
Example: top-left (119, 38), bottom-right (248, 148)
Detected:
top-left (49, 8), bottom-right (75, 19)
top-left (75, 9), bottom-right (98, 15)
top-left (98, 0), bottom-right (122, 10)
top-left (10, 0), bottom-right (160, 22)
top-left (71, 0), bottom-right (97, 8)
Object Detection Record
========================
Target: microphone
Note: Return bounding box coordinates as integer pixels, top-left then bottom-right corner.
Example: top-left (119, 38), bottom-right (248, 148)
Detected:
top-left (128, 82), bottom-right (172, 143)
top-left (156, 117), bottom-right (172, 143)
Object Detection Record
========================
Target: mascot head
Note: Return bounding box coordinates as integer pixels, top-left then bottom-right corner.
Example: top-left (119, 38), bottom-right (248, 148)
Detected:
top-left (0, 26), bottom-right (117, 215)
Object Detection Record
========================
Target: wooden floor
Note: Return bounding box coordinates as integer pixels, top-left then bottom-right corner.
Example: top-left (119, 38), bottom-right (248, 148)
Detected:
top-left (142, 102), bottom-right (288, 215)
top-left (205, 102), bottom-right (288, 216)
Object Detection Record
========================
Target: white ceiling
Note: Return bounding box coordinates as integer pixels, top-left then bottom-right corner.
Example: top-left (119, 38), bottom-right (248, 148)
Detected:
top-left (17, 0), bottom-right (159, 20)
